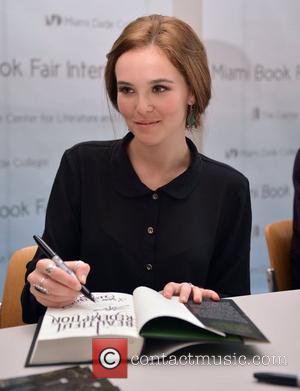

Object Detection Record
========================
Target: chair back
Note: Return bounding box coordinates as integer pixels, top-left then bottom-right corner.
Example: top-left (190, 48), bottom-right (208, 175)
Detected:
top-left (265, 220), bottom-right (293, 291)
top-left (0, 245), bottom-right (37, 328)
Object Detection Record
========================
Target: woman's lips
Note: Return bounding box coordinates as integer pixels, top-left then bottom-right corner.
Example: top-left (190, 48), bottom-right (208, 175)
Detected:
top-left (134, 120), bottom-right (160, 126)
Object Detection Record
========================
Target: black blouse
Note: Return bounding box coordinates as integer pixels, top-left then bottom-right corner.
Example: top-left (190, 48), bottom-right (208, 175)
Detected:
top-left (21, 132), bottom-right (251, 323)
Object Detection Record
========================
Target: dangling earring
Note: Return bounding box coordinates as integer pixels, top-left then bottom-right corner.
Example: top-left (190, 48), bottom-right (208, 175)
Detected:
top-left (187, 105), bottom-right (196, 129)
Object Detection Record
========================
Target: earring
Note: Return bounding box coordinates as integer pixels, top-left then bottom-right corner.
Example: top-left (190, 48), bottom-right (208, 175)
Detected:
top-left (187, 105), bottom-right (197, 129)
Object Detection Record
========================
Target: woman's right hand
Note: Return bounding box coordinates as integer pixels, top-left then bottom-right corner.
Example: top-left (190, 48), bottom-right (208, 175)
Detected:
top-left (27, 258), bottom-right (91, 308)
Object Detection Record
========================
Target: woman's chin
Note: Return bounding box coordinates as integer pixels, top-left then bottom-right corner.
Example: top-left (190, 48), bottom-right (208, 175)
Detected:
top-left (130, 128), bottom-right (164, 147)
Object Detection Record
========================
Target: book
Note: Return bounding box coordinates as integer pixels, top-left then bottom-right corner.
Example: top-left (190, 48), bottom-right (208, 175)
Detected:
top-left (26, 286), bottom-right (268, 366)
top-left (0, 366), bottom-right (119, 390)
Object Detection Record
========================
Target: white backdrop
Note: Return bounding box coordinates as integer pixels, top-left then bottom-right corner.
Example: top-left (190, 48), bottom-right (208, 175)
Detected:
top-left (202, 0), bottom-right (300, 291)
top-left (0, 0), bottom-right (172, 294)
top-left (1, 0), bottom-right (299, 296)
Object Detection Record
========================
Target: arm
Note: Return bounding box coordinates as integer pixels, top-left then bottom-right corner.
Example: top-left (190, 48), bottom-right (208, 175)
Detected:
top-left (205, 176), bottom-right (252, 297)
top-left (163, 171), bottom-right (251, 302)
top-left (21, 149), bottom-right (84, 323)
top-left (291, 149), bottom-right (300, 289)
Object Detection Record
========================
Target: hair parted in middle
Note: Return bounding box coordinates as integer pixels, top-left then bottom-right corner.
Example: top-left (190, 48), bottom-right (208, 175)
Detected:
top-left (104, 14), bottom-right (211, 129)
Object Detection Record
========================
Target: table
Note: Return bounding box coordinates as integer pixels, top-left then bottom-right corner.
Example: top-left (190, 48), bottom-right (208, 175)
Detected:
top-left (0, 289), bottom-right (299, 390)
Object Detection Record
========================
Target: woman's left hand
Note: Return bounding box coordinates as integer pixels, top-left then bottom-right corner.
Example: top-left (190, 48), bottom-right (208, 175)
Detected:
top-left (162, 282), bottom-right (220, 304)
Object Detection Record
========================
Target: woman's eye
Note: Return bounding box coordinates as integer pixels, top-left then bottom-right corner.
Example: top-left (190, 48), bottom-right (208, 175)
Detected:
top-left (152, 85), bottom-right (168, 93)
top-left (118, 86), bottom-right (134, 94)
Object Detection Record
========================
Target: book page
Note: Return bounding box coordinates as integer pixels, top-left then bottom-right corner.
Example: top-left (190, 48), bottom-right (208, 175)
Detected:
top-left (38, 292), bottom-right (139, 341)
top-left (132, 286), bottom-right (224, 336)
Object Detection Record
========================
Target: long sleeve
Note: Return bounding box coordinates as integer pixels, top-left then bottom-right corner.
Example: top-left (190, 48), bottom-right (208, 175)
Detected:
top-left (21, 149), bottom-right (81, 323)
top-left (291, 149), bottom-right (300, 289)
top-left (206, 176), bottom-right (251, 296)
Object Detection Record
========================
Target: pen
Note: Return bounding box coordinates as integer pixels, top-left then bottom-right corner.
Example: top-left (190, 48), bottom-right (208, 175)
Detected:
top-left (254, 372), bottom-right (300, 387)
top-left (33, 235), bottom-right (95, 303)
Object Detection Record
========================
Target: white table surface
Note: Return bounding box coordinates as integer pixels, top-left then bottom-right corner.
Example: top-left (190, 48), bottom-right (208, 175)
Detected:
top-left (0, 289), bottom-right (299, 390)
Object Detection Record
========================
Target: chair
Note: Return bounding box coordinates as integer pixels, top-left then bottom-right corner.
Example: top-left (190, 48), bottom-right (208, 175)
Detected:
top-left (0, 245), bottom-right (37, 328)
top-left (264, 220), bottom-right (293, 291)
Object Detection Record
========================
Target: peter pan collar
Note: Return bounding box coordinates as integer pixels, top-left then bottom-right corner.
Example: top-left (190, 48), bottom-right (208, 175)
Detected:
top-left (111, 132), bottom-right (202, 199)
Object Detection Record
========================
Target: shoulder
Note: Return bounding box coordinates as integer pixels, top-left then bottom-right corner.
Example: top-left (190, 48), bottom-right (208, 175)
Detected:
top-left (199, 153), bottom-right (249, 191)
top-left (294, 149), bottom-right (300, 170)
top-left (64, 139), bottom-right (120, 157)
top-left (59, 139), bottom-right (122, 168)
top-left (56, 139), bottom-right (122, 175)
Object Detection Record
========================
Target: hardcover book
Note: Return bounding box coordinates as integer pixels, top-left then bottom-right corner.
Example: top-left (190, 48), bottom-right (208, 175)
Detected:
top-left (26, 286), bottom-right (268, 366)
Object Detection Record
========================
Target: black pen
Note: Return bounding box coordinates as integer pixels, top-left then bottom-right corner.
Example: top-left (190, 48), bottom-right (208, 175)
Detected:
top-left (254, 372), bottom-right (300, 387)
top-left (33, 235), bottom-right (95, 302)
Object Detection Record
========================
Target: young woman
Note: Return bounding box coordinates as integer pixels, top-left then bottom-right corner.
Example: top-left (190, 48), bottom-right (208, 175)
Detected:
top-left (21, 15), bottom-right (251, 323)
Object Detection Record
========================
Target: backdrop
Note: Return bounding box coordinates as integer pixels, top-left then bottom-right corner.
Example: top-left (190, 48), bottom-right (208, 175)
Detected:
top-left (0, 0), bottom-right (172, 294)
top-left (201, 0), bottom-right (300, 292)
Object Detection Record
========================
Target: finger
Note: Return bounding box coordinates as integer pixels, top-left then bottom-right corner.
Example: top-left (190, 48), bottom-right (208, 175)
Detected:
top-left (179, 282), bottom-right (193, 303)
top-left (162, 282), bottom-right (181, 299)
top-left (29, 272), bottom-right (82, 298)
top-left (191, 286), bottom-right (204, 304)
top-left (35, 259), bottom-right (81, 291)
top-left (191, 288), bottom-right (220, 304)
top-left (29, 285), bottom-right (79, 307)
top-left (30, 287), bottom-right (77, 304)
top-left (66, 260), bottom-right (91, 284)
top-left (27, 270), bottom-right (46, 287)
top-left (201, 289), bottom-right (220, 301)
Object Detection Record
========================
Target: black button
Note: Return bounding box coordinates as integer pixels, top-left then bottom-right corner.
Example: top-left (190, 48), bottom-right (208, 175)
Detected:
top-left (146, 263), bottom-right (152, 271)
top-left (152, 193), bottom-right (159, 200)
top-left (147, 226), bottom-right (154, 234)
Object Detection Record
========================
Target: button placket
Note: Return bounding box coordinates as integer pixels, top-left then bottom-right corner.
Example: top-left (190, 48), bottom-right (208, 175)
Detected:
top-left (141, 192), bottom-right (160, 282)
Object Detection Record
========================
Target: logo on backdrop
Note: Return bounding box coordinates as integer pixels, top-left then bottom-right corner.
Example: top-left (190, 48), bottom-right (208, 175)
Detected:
top-left (44, 15), bottom-right (126, 29)
top-left (45, 14), bottom-right (63, 26)
top-left (225, 147), bottom-right (297, 159)
top-left (0, 199), bottom-right (46, 219)
top-left (252, 107), bottom-right (299, 120)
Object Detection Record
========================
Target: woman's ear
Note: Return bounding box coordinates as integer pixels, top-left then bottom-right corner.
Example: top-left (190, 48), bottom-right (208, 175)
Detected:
top-left (187, 93), bottom-right (195, 106)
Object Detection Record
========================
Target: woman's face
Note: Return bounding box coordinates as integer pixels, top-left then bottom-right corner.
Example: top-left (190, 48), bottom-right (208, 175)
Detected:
top-left (115, 45), bottom-right (194, 147)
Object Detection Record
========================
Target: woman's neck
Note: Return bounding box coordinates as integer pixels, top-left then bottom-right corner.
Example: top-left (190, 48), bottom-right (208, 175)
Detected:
top-left (127, 134), bottom-right (191, 190)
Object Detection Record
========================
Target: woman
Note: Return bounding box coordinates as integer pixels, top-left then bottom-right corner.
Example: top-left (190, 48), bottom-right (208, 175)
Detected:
top-left (21, 15), bottom-right (251, 323)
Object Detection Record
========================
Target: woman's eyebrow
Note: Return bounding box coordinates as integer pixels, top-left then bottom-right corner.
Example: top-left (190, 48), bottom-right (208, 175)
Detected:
top-left (117, 78), bottom-right (175, 87)
top-left (150, 78), bottom-right (174, 84)
top-left (117, 81), bottom-right (134, 86)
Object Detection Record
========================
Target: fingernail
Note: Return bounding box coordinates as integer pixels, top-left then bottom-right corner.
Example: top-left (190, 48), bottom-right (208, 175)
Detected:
top-left (80, 274), bottom-right (87, 284)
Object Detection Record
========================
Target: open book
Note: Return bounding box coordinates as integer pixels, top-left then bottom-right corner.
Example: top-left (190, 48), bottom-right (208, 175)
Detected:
top-left (26, 286), bottom-right (268, 366)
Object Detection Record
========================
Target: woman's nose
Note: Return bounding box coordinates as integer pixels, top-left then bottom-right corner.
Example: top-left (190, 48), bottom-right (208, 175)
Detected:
top-left (136, 94), bottom-right (154, 113)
